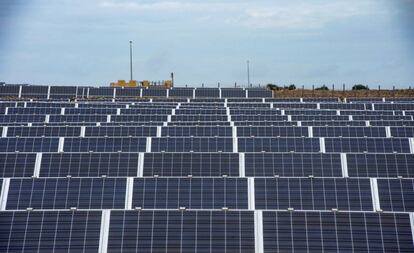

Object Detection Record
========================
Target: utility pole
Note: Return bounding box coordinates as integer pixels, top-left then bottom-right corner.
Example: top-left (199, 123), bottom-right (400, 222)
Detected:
top-left (129, 41), bottom-right (133, 81)
top-left (247, 60), bottom-right (250, 87)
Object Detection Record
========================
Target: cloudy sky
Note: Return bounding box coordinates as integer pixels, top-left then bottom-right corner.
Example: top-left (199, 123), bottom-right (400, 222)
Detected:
top-left (0, 0), bottom-right (413, 88)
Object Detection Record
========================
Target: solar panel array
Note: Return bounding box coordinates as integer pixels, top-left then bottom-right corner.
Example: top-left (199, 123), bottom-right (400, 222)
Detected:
top-left (1, 86), bottom-right (414, 252)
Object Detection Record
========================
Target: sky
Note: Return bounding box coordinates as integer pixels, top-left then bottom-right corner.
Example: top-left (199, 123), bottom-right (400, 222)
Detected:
top-left (0, 0), bottom-right (413, 88)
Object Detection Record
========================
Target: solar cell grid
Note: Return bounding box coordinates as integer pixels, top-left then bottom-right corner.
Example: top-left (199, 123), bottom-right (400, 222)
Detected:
top-left (0, 153), bottom-right (36, 177)
top-left (0, 211), bottom-right (102, 253)
top-left (377, 179), bottom-right (414, 212)
top-left (347, 154), bottom-right (414, 178)
top-left (133, 178), bottom-right (248, 209)
top-left (7, 126), bottom-right (81, 137)
top-left (0, 137), bottom-right (59, 152)
top-left (84, 126), bottom-right (157, 137)
top-left (161, 126), bottom-right (233, 137)
top-left (255, 178), bottom-right (373, 211)
top-left (237, 126), bottom-right (309, 137)
top-left (63, 137), bottom-right (147, 152)
top-left (40, 153), bottom-right (140, 177)
top-left (324, 138), bottom-right (411, 153)
top-left (238, 137), bottom-right (320, 152)
top-left (7, 178), bottom-right (126, 210)
top-left (151, 137), bottom-right (233, 152)
top-left (262, 211), bottom-right (414, 253)
top-left (312, 126), bottom-right (387, 137)
top-left (244, 153), bottom-right (342, 177)
top-left (143, 153), bottom-right (239, 177)
top-left (108, 210), bottom-right (255, 253)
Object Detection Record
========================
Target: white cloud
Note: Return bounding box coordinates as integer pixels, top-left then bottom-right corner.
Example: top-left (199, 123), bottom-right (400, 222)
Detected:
top-left (99, 0), bottom-right (382, 30)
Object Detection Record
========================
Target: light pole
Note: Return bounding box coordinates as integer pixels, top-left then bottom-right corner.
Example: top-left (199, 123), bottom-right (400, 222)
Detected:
top-left (129, 41), bottom-right (133, 81)
top-left (247, 60), bottom-right (250, 87)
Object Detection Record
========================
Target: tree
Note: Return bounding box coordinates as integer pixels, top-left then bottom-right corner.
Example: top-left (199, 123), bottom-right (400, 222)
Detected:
top-left (352, 84), bottom-right (369, 90)
top-left (315, 85), bottom-right (329, 91)
top-left (287, 84), bottom-right (296, 90)
top-left (266, 84), bottom-right (281, 91)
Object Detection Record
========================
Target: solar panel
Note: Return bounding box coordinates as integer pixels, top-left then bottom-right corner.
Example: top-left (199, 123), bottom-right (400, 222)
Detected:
top-left (49, 115), bottom-right (108, 123)
top-left (88, 87), bottom-right (114, 97)
top-left (0, 211), bottom-right (102, 252)
top-left (151, 137), bottom-right (233, 152)
top-left (221, 88), bottom-right (246, 98)
top-left (0, 115), bottom-right (46, 123)
top-left (262, 211), bottom-right (414, 252)
top-left (300, 121), bottom-right (367, 126)
top-left (175, 109), bottom-right (227, 115)
top-left (0, 85), bottom-right (20, 97)
top-left (63, 137), bottom-right (147, 152)
top-left (7, 107), bottom-right (62, 115)
top-left (238, 137), bottom-right (320, 152)
top-left (230, 109), bottom-right (281, 115)
top-left (112, 115), bottom-right (168, 122)
top-left (0, 137), bottom-right (59, 152)
top-left (65, 108), bottom-right (117, 114)
top-left (370, 120), bottom-right (414, 126)
top-left (40, 153), bottom-right (140, 177)
top-left (231, 115), bottom-right (288, 121)
top-left (169, 88), bottom-right (194, 97)
top-left (0, 153), bottom-right (36, 177)
top-left (143, 153), bottom-right (239, 176)
top-left (21, 85), bottom-right (49, 98)
top-left (245, 153), bottom-right (342, 177)
top-left (237, 126), bottom-right (308, 137)
top-left (7, 178), bottom-right (126, 209)
top-left (108, 210), bottom-right (255, 252)
top-left (142, 89), bottom-right (167, 97)
top-left (171, 115), bottom-right (229, 122)
top-left (7, 126), bottom-right (81, 137)
top-left (324, 138), bottom-right (411, 153)
top-left (195, 88), bottom-right (220, 98)
top-left (120, 108), bottom-right (173, 114)
top-left (49, 86), bottom-right (77, 99)
top-left (115, 87), bottom-right (141, 97)
top-left (312, 126), bottom-right (387, 137)
top-left (84, 126), bottom-right (157, 137)
top-left (234, 121), bottom-right (297, 126)
top-left (161, 126), bottom-right (233, 137)
top-left (347, 154), bottom-right (414, 178)
top-left (377, 179), bottom-right (414, 212)
top-left (390, 127), bottom-right (414, 137)
top-left (246, 88), bottom-right (272, 98)
top-left (255, 178), bottom-right (372, 211)
top-left (133, 178), bottom-right (248, 209)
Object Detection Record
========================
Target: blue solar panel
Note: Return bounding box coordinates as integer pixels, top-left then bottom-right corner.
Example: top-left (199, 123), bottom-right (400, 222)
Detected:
top-left (143, 153), bottom-right (240, 177)
top-left (7, 126), bottom-right (81, 137)
top-left (347, 154), bottom-right (414, 178)
top-left (238, 137), bottom-right (320, 152)
top-left (151, 137), bottom-right (233, 152)
top-left (133, 178), bottom-right (248, 209)
top-left (84, 126), bottom-right (157, 137)
top-left (312, 126), bottom-right (387, 137)
top-left (237, 127), bottom-right (308, 137)
top-left (0, 137), bottom-right (59, 152)
top-left (0, 211), bottom-right (102, 252)
top-left (7, 178), bottom-right (126, 209)
top-left (324, 138), bottom-right (411, 153)
top-left (161, 126), bottom-right (232, 137)
top-left (255, 178), bottom-right (372, 211)
top-left (40, 153), bottom-right (140, 177)
top-left (63, 137), bottom-right (147, 152)
top-left (245, 153), bottom-right (342, 177)
top-left (0, 153), bottom-right (36, 177)
top-left (262, 211), bottom-right (414, 252)
top-left (108, 210), bottom-right (255, 252)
